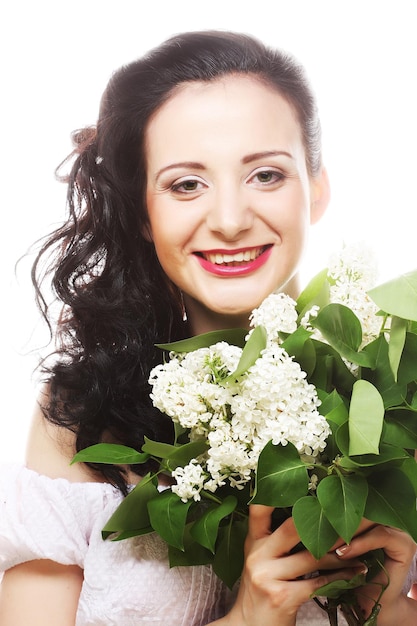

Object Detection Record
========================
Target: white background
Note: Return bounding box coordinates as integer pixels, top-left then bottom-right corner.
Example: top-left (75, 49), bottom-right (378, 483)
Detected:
top-left (1, 0), bottom-right (416, 463)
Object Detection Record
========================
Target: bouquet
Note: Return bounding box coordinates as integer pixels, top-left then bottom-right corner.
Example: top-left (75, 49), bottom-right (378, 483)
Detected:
top-left (73, 244), bottom-right (417, 625)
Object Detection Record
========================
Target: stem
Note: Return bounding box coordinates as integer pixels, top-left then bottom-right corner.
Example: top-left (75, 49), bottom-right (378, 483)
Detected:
top-left (340, 602), bottom-right (366, 626)
top-left (313, 598), bottom-right (339, 626)
top-left (200, 490), bottom-right (224, 505)
top-left (326, 605), bottom-right (339, 626)
top-left (199, 490), bottom-right (249, 520)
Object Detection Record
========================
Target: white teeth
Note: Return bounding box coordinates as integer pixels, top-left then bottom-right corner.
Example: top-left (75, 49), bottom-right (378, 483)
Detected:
top-left (205, 247), bottom-right (263, 265)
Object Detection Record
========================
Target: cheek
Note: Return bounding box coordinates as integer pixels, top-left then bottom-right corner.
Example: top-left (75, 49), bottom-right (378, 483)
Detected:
top-left (148, 214), bottom-right (190, 271)
top-left (261, 187), bottom-right (310, 231)
top-left (146, 196), bottom-right (173, 250)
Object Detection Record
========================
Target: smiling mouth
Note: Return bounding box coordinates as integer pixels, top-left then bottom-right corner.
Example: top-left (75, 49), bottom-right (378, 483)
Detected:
top-left (197, 246), bottom-right (269, 267)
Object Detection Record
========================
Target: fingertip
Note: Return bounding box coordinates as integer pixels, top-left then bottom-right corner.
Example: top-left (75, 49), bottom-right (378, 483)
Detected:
top-left (248, 504), bottom-right (275, 537)
top-left (335, 544), bottom-right (351, 557)
top-left (249, 504), bottom-right (275, 517)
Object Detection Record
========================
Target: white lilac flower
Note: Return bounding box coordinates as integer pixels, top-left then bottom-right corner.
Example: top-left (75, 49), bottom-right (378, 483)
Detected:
top-left (172, 460), bottom-right (207, 502)
top-left (249, 292), bottom-right (298, 344)
top-left (327, 242), bottom-right (378, 287)
top-left (149, 342), bottom-right (241, 432)
top-left (231, 345), bottom-right (330, 458)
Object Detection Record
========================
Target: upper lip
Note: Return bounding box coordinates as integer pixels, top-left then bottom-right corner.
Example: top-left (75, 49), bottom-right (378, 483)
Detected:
top-left (195, 245), bottom-right (270, 264)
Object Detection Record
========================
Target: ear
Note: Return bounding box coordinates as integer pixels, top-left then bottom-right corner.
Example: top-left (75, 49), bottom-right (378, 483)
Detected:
top-left (310, 166), bottom-right (330, 225)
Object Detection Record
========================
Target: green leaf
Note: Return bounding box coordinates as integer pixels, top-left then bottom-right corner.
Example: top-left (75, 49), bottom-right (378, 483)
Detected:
top-left (319, 393), bottom-right (348, 462)
top-left (398, 456), bottom-right (417, 495)
top-left (296, 268), bottom-right (330, 317)
top-left (368, 270), bottom-right (417, 321)
top-left (398, 332), bottom-right (417, 385)
top-left (142, 437), bottom-right (178, 459)
top-left (292, 496), bottom-right (338, 559)
top-left (71, 443), bottom-right (149, 466)
top-left (102, 472), bottom-right (158, 539)
top-left (190, 496), bottom-right (237, 553)
top-left (223, 325), bottom-right (267, 383)
top-left (317, 474), bottom-right (368, 543)
top-left (281, 328), bottom-right (316, 376)
top-left (312, 572), bottom-right (366, 599)
top-left (251, 441), bottom-right (309, 507)
top-left (338, 442), bottom-right (409, 468)
top-left (348, 380), bottom-right (384, 456)
top-left (109, 528), bottom-right (154, 541)
top-left (312, 303), bottom-right (373, 367)
top-left (388, 316), bottom-right (408, 381)
top-left (310, 339), bottom-right (356, 395)
top-left (165, 440), bottom-right (208, 471)
top-left (281, 326), bottom-right (312, 354)
top-left (362, 336), bottom-right (407, 408)
top-left (168, 524), bottom-right (213, 567)
top-left (147, 489), bottom-right (192, 551)
top-left (173, 422), bottom-right (187, 444)
top-left (212, 517), bottom-right (248, 589)
top-left (323, 419), bottom-right (343, 463)
top-left (156, 328), bottom-right (247, 352)
top-left (364, 468), bottom-right (417, 540)
top-left (319, 389), bottom-right (348, 420)
top-left (383, 409), bottom-right (417, 449)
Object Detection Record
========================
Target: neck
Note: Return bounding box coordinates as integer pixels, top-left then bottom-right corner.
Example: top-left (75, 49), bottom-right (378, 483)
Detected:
top-left (184, 275), bottom-right (301, 336)
top-left (186, 304), bottom-right (251, 336)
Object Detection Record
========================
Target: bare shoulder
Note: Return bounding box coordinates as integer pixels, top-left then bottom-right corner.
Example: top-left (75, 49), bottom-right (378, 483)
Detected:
top-left (25, 385), bottom-right (105, 483)
top-left (0, 560), bottom-right (83, 626)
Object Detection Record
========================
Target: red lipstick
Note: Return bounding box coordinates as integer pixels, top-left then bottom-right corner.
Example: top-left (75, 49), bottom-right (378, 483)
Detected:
top-left (195, 245), bottom-right (272, 277)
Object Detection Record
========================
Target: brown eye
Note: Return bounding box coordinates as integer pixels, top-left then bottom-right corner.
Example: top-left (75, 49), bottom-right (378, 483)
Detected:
top-left (181, 180), bottom-right (199, 191)
top-left (248, 168), bottom-right (284, 186)
top-left (257, 171), bottom-right (275, 183)
top-left (171, 177), bottom-right (205, 193)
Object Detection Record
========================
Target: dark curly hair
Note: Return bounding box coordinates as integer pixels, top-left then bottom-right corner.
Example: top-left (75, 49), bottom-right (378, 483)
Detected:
top-left (32, 30), bottom-right (323, 492)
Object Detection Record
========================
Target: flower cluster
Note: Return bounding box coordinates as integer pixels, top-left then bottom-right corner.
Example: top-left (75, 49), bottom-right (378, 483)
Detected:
top-left (249, 292), bottom-right (298, 343)
top-left (149, 294), bottom-right (330, 503)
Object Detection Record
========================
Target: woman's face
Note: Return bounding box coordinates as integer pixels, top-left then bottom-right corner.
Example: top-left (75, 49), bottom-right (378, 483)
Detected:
top-left (145, 75), bottom-right (328, 334)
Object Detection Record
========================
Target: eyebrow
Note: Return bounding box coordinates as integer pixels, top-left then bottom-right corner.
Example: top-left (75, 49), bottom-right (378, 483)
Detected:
top-left (242, 150), bottom-right (293, 164)
top-left (153, 150), bottom-right (293, 183)
top-left (154, 161), bottom-right (206, 183)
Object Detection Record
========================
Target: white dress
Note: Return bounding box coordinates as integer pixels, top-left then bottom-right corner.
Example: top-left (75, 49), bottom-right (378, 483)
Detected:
top-left (0, 464), bottom-right (415, 625)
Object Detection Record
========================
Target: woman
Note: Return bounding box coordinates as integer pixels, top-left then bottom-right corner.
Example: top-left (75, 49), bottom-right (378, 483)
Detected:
top-left (0, 31), bottom-right (416, 625)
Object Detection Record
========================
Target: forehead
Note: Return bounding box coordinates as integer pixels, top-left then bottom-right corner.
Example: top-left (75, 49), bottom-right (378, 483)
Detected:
top-left (144, 75), bottom-right (304, 163)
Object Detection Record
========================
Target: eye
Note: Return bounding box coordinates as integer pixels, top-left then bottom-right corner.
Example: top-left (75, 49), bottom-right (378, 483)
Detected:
top-left (170, 177), bottom-right (206, 194)
top-left (247, 168), bottom-right (285, 186)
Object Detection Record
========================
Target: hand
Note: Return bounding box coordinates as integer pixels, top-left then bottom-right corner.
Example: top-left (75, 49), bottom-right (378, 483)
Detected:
top-left (336, 524), bottom-right (417, 625)
top-left (218, 505), bottom-right (368, 626)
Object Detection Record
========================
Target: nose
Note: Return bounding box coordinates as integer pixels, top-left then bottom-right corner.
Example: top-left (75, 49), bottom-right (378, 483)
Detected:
top-left (206, 183), bottom-right (254, 240)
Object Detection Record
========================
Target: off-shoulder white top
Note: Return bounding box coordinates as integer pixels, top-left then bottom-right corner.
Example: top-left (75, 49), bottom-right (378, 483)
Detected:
top-left (1, 464), bottom-right (415, 625)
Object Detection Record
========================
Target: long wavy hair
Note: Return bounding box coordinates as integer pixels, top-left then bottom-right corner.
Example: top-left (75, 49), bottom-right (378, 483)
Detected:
top-left (33, 30), bottom-right (323, 492)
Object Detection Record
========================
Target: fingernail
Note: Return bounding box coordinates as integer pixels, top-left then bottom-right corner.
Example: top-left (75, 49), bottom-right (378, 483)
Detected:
top-left (336, 544), bottom-right (351, 556)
